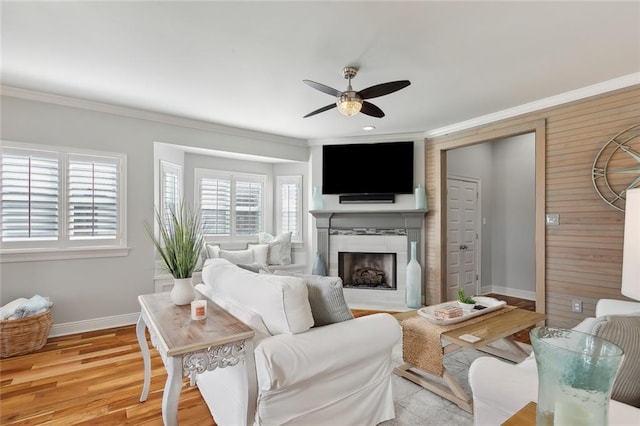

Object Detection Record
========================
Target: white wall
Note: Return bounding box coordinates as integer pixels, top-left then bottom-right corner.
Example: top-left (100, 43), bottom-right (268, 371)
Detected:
top-left (0, 94), bottom-right (308, 332)
top-left (491, 134), bottom-right (536, 294)
top-left (446, 133), bottom-right (535, 297)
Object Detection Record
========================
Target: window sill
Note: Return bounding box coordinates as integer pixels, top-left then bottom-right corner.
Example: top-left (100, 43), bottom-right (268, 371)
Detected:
top-left (0, 247), bottom-right (131, 263)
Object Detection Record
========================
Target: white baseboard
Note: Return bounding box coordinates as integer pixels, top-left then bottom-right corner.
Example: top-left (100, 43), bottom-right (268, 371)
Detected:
top-left (484, 285), bottom-right (536, 301)
top-left (49, 312), bottom-right (139, 337)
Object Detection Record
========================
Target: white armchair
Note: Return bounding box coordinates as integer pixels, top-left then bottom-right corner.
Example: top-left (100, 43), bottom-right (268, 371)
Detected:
top-left (469, 188), bottom-right (640, 425)
top-left (194, 259), bottom-right (401, 426)
top-left (468, 299), bottom-right (640, 425)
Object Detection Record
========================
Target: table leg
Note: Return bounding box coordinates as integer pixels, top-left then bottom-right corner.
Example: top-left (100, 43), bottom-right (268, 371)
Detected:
top-left (243, 339), bottom-right (257, 426)
top-left (136, 314), bottom-right (151, 402)
top-left (393, 363), bottom-right (473, 413)
top-left (163, 355), bottom-right (183, 426)
top-left (478, 337), bottom-right (531, 363)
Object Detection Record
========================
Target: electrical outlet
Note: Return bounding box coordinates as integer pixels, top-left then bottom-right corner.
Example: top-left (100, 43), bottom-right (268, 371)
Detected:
top-left (572, 300), bottom-right (583, 313)
top-left (546, 213), bottom-right (559, 226)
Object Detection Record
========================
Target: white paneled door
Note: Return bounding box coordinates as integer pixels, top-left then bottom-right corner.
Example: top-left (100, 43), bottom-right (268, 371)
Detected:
top-left (447, 177), bottom-right (480, 300)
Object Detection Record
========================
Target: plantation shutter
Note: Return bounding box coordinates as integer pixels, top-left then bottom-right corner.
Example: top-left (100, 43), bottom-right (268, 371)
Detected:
top-left (163, 171), bottom-right (179, 213)
top-left (1, 149), bottom-right (59, 241)
top-left (235, 179), bottom-right (262, 235)
top-left (160, 161), bottom-right (181, 228)
top-left (200, 176), bottom-right (231, 235)
top-left (280, 182), bottom-right (299, 240)
top-left (67, 155), bottom-right (118, 239)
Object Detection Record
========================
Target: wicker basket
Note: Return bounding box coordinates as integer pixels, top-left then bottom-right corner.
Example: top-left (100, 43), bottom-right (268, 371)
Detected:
top-left (0, 309), bottom-right (52, 358)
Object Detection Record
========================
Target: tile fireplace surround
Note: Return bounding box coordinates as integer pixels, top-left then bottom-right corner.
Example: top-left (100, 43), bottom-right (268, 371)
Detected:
top-left (310, 210), bottom-right (427, 311)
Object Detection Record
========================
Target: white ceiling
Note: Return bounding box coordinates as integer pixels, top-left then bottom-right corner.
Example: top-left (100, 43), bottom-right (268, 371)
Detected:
top-left (2, 1), bottom-right (639, 141)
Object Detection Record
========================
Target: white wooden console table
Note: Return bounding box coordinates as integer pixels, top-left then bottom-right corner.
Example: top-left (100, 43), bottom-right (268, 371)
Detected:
top-left (136, 292), bottom-right (256, 426)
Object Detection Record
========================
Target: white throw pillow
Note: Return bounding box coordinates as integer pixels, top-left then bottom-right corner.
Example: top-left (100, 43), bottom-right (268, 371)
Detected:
top-left (248, 243), bottom-right (269, 265)
top-left (218, 248), bottom-right (254, 264)
top-left (205, 244), bottom-right (220, 259)
top-left (258, 232), bottom-right (292, 265)
top-left (201, 258), bottom-right (313, 334)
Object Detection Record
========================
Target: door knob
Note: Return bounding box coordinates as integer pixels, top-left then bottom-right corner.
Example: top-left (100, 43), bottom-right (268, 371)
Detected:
top-left (459, 245), bottom-right (468, 250)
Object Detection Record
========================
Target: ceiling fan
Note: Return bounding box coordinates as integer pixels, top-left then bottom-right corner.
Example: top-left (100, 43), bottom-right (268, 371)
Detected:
top-left (303, 66), bottom-right (411, 118)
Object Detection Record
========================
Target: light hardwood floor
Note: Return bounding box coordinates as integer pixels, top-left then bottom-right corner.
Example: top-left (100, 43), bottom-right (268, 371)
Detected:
top-left (0, 326), bottom-right (216, 425)
top-left (1, 296), bottom-right (534, 425)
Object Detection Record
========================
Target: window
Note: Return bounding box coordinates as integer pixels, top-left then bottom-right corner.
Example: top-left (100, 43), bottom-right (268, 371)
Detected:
top-left (1, 142), bottom-right (127, 260)
top-left (195, 169), bottom-right (265, 238)
top-left (159, 161), bottom-right (182, 227)
top-left (276, 175), bottom-right (302, 243)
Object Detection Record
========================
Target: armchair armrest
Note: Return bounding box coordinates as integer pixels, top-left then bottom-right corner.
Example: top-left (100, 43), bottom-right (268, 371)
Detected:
top-left (469, 357), bottom-right (538, 425)
top-left (254, 313), bottom-right (401, 391)
top-left (596, 299), bottom-right (640, 317)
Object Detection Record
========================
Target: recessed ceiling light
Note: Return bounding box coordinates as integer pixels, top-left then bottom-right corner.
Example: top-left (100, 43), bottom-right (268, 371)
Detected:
top-left (363, 126), bottom-right (376, 131)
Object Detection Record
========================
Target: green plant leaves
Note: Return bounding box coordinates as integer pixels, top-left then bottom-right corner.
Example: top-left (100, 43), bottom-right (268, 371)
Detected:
top-left (145, 202), bottom-right (205, 279)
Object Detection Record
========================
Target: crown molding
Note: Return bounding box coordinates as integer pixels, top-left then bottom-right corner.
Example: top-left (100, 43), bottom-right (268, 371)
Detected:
top-left (308, 131), bottom-right (426, 146)
top-left (0, 85), bottom-right (307, 147)
top-left (425, 73), bottom-right (640, 138)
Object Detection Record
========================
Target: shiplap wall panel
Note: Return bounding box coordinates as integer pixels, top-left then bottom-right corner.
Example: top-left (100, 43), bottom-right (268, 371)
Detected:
top-left (425, 85), bottom-right (639, 327)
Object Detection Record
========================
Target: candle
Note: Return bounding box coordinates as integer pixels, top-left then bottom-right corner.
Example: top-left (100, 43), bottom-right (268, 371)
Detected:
top-left (191, 300), bottom-right (207, 320)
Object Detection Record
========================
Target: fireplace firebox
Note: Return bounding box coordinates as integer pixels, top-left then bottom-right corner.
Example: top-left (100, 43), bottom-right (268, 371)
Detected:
top-left (338, 252), bottom-right (397, 290)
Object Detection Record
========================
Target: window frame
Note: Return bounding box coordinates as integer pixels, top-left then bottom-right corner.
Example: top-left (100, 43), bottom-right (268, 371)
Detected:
top-left (276, 175), bottom-right (303, 243)
top-left (1, 141), bottom-right (128, 262)
top-left (195, 168), bottom-right (266, 241)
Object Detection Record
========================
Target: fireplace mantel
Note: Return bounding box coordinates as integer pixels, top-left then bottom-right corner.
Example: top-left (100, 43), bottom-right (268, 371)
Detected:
top-left (310, 209), bottom-right (428, 283)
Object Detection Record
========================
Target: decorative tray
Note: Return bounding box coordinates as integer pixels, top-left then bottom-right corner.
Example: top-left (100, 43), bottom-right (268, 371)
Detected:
top-left (417, 296), bottom-right (507, 325)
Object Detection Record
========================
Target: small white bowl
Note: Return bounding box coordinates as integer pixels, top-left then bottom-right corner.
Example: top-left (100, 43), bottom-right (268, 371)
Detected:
top-left (458, 301), bottom-right (476, 311)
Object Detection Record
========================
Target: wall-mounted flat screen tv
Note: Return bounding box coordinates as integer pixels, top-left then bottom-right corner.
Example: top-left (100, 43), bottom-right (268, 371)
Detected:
top-left (322, 141), bottom-right (414, 195)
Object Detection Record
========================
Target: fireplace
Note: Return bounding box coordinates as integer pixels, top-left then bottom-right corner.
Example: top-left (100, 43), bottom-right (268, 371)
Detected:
top-left (310, 209), bottom-right (426, 310)
top-left (339, 252), bottom-right (397, 290)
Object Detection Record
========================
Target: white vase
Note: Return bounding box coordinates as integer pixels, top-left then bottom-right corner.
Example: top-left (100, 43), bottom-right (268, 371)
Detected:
top-left (415, 184), bottom-right (427, 210)
top-left (171, 277), bottom-right (195, 305)
top-left (406, 241), bottom-right (422, 308)
top-left (311, 186), bottom-right (324, 210)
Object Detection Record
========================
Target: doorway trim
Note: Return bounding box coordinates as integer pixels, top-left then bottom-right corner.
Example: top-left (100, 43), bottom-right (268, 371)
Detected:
top-left (434, 119), bottom-right (546, 313)
top-left (447, 174), bottom-right (482, 296)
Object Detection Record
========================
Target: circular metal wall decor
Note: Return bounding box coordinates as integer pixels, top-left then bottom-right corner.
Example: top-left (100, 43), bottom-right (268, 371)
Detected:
top-left (592, 123), bottom-right (640, 212)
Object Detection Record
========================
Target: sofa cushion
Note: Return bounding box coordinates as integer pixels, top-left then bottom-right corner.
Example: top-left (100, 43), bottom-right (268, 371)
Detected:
top-left (258, 232), bottom-right (292, 265)
top-left (248, 243), bottom-right (269, 265)
top-left (202, 258), bottom-right (314, 335)
top-left (590, 314), bottom-right (640, 407)
top-left (218, 247), bottom-right (254, 264)
top-left (275, 272), bottom-right (353, 327)
top-left (205, 243), bottom-right (220, 259)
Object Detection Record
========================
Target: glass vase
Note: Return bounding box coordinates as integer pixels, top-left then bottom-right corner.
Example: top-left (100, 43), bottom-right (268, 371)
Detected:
top-left (406, 241), bottom-right (422, 308)
top-left (530, 327), bottom-right (624, 426)
top-left (312, 186), bottom-right (324, 210)
top-left (414, 184), bottom-right (426, 210)
top-left (311, 251), bottom-right (327, 276)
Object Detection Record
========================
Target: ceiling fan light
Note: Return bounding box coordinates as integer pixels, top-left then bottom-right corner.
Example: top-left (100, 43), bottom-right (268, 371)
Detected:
top-left (336, 93), bottom-right (363, 116)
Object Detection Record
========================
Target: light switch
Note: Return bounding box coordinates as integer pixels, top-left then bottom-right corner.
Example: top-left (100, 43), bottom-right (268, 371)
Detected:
top-left (546, 213), bottom-right (559, 226)
top-left (572, 300), bottom-right (583, 313)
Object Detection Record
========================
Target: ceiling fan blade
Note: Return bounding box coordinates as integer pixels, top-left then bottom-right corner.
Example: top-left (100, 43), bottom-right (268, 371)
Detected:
top-left (360, 101), bottom-right (385, 118)
top-left (303, 80), bottom-right (342, 97)
top-left (358, 80), bottom-right (411, 100)
top-left (303, 103), bottom-right (337, 118)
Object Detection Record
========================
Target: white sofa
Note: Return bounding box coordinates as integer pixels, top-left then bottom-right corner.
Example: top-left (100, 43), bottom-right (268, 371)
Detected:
top-left (468, 299), bottom-right (640, 426)
top-left (194, 258), bottom-right (401, 426)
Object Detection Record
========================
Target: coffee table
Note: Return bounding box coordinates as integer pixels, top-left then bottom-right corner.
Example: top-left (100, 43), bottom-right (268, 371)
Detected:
top-left (394, 308), bottom-right (545, 412)
top-left (136, 292), bottom-right (256, 426)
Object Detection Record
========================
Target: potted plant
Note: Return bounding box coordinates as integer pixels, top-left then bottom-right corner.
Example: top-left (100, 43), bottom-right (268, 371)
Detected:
top-left (457, 289), bottom-right (476, 311)
top-left (146, 202), bottom-right (205, 305)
